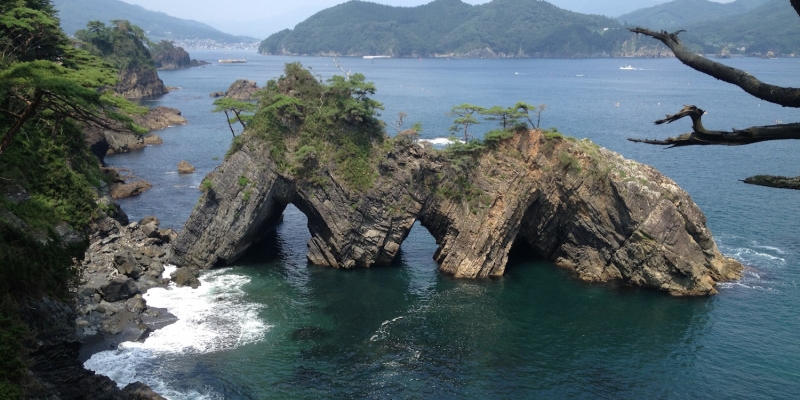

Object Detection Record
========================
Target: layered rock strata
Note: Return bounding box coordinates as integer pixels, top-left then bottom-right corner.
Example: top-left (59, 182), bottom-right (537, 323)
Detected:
top-left (115, 67), bottom-right (168, 99)
top-left (172, 130), bottom-right (742, 295)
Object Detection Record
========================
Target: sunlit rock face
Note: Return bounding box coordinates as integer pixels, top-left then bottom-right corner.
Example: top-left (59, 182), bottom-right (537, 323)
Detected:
top-left (172, 129), bottom-right (742, 296)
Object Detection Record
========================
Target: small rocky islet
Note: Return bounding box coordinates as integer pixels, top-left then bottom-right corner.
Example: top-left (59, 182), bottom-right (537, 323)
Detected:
top-left (172, 64), bottom-right (742, 296)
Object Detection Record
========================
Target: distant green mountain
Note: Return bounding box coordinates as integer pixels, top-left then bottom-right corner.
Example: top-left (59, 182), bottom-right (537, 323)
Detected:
top-left (680, 0), bottom-right (800, 56)
top-left (52, 0), bottom-right (256, 43)
top-left (618, 0), bottom-right (770, 31)
top-left (260, 0), bottom-right (641, 58)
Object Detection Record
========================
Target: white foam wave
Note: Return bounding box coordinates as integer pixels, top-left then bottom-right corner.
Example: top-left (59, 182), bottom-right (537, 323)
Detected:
top-left (420, 137), bottom-right (465, 147)
top-left (370, 316), bottom-right (405, 342)
top-left (84, 267), bottom-right (269, 399)
top-left (752, 244), bottom-right (785, 254)
top-left (724, 246), bottom-right (785, 265)
top-left (714, 237), bottom-right (788, 292)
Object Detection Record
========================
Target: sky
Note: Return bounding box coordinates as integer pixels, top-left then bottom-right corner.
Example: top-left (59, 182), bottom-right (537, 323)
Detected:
top-left (120, 0), bottom-right (736, 38)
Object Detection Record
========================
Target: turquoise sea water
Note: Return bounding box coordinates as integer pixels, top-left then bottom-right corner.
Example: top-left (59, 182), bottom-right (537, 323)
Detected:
top-left (86, 51), bottom-right (800, 399)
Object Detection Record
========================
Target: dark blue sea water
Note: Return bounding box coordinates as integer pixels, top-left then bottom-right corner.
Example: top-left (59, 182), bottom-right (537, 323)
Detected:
top-left (86, 50), bottom-right (800, 399)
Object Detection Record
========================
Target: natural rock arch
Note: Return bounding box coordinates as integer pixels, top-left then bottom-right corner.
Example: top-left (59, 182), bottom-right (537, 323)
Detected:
top-left (171, 129), bottom-right (742, 296)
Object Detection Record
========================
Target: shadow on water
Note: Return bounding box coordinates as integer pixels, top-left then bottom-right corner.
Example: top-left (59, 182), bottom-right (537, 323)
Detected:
top-left (230, 210), bottom-right (717, 397)
top-left (171, 193), bottom-right (716, 398)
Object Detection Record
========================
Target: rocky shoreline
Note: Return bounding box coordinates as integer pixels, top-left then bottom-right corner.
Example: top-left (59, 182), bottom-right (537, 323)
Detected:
top-left (32, 212), bottom-right (203, 399)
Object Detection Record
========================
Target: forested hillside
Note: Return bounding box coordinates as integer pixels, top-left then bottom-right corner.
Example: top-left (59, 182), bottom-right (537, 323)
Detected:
top-left (681, 0), bottom-right (800, 56)
top-left (618, 0), bottom-right (769, 30)
top-left (259, 0), bottom-right (648, 58)
top-left (52, 0), bottom-right (255, 43)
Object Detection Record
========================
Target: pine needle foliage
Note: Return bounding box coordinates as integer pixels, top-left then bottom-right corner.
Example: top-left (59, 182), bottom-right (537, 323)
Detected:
top-left (241, 62), bottom-right (385, 191)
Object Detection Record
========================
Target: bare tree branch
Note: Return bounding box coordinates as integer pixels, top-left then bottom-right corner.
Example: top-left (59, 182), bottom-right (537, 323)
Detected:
top-left (792, 0), bottom-right (800, 18)
top-left (629, 27), bottom-right (800, 108)
top-left (222, 109), bottom-right (236, 138)
top-left (332, 57), bottom-right (351, 79)
top-left (628, 105), bottom-right (800, 147)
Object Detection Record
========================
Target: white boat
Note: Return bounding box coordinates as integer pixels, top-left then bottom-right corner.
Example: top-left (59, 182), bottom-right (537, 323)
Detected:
top-left (363, 55), bottom-right (391, 59)
top-left (219, 58), bottom-right (247, 63)
top-left (620, 65), bottom-right (634, 70)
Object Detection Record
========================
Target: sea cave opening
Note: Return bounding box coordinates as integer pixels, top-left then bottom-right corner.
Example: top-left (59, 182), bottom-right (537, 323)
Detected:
top-left (391, 221), bottom-right (440, 272)
top-left (237, 204), bottom-right (311, 268)
top-left (504, 235), bottom-right (551, 275)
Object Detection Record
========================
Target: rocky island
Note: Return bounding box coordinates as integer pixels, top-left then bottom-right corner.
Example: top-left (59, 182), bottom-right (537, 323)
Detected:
top-left (172, 64), bottom-right (742, 296)
top-left (152, 40), bottom-right (210, 70)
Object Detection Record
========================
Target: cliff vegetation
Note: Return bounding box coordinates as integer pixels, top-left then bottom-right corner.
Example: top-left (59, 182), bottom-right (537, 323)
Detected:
top-left (75, 19), bottom-right (168, 98)
top-left (0, 1), bottom-right (142, 397)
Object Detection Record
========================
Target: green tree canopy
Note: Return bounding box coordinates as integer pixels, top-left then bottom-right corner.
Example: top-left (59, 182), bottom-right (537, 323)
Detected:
top-left (0, 3), bottom-right (140, 157)
top-left (448, 103), bottom-right (484, 141)
top-left (74, 19), bottom-right (155, 70)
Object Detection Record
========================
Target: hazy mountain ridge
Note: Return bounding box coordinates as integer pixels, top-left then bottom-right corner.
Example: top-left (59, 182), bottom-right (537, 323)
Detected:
top-left (52, 0), bottom-right (256, 44)
top-left (681, 0), bottom-right (800, 55)
top-left (618, 0), bottom-right (770, 30)
top-left (259, 0), bottom-right (649, 58)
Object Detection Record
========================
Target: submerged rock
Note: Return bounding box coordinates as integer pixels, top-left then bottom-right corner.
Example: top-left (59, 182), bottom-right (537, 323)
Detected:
top-left (172, 129), bottom-right (742, 296)
top-left (291, 326), bottom-right (329, 341)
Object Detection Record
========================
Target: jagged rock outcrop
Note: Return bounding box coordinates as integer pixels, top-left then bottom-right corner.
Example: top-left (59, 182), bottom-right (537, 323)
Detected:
top-left (104, 167), bottom-right (152, 199)
top-left (132, 106), bottom-right (187, 132)
top-left (172, 129), bottom-right (742, 296)
top-left (19, 296), bottom-right (165, 399)
top-left (84, 106), bottom-right (186, 160)
top-left (209, 79), bottom-right (260, 100)
top-left (111, 179), bottom-right (152, 199)
top-left (115, 67), bottom-right (169, 99)
top-left (15, 214), bottom-right (173, 399)
top-left (77, 215), bottom-right (176, 340)
top-left (153, 46), bottom-right (209, 70)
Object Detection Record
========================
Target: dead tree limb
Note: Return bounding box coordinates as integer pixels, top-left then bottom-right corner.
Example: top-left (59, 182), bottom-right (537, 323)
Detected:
top-left (628, 105), bottom-right (800, 147)
top-left (222, 109), bottom-right (236, 138)
top-left (629, 27), bottom-right (800, 108)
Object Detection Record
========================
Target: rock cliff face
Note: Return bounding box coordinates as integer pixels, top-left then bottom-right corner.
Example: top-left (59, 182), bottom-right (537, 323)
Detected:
top-left (172, 130), bottom-right (742, 296)
top-left (84, 106), bottom-right (186, 161)
top-left (209, 79), bottom-right (260, 100)
top-left (153, 43), bottom-right (209, 70)
top-left (19, 297), bottom-right (165, 400)
top-left (115, 67), bottom-right (169, 99)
